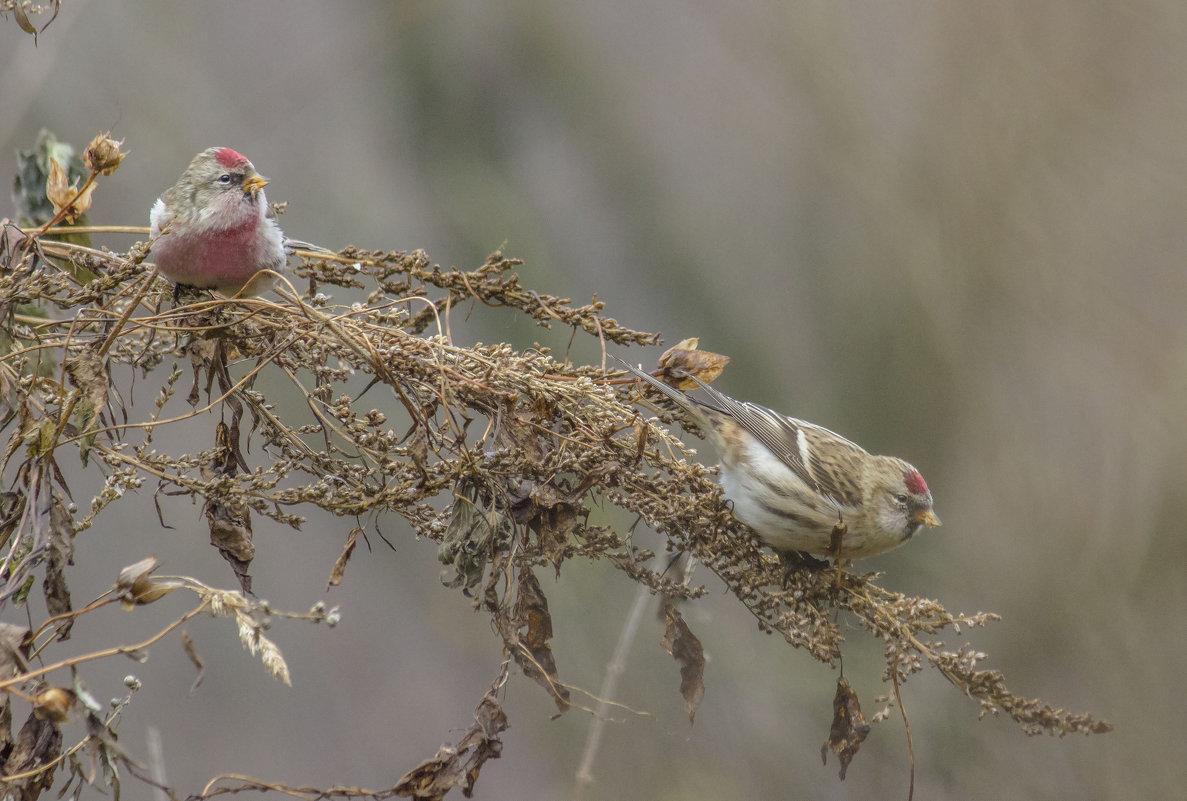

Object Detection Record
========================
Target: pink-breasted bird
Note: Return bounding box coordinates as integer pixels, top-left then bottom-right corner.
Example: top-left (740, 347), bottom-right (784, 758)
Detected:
top-left (148, 147), bottom-right (287, 297)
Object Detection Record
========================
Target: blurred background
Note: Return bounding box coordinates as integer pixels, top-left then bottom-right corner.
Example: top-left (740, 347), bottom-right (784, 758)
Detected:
top-left (2, 2), bottom-right (1182, 798)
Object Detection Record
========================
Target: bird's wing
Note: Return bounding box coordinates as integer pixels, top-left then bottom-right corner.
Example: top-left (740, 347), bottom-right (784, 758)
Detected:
top-left (621, 359), bottom-right (867, 510)
top-left (698, 385), bottom-right (866, 510)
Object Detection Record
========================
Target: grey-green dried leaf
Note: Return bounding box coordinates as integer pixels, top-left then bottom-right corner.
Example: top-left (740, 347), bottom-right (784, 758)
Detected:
top-left (71, 669), bottom-right (103, 714)
top-left (439, 480), bottom-right (512, 596)
top-left (65, 343), bottom-right (109, 465)
top-left (43, 499), bottom-right (74, 638)
top-left (0, 622), bottom-right (31, 678)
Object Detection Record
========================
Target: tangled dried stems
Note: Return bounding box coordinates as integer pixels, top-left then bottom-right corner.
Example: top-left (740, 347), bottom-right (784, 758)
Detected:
top-left (0, 223), bottom-right (1110, 798)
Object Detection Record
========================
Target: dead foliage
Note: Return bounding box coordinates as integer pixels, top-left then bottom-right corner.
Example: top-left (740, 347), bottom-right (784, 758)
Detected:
top-left (0, 210), bottom-right (1110, 799)
top-left (822, 676), bottom-right (870, 781)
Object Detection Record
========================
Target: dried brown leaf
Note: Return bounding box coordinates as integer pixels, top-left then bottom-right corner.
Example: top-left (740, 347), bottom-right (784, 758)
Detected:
top-left (821, 676), bottom-right (870, 780)
top-left (204, 422), bottom-right (254, 593)
top-left (632, 415), bottom-right (648, 463)
top-left (395, 663), bottom-right (509, 799)
top-left (493, 397), bottom-right (552, 464)
top-left (661, 598), bottom-right (705, 723)
top-left (518, 481), bottom-right (578, 574)
top-left (65, 342), bottom-right (108, 432)
top-left (0, 695), bottom-right (12, 760)
top-left (656, 338), bottom-right (730, 389)
top-left (45, 156), bottom-right (94, 222)
top-left (513, 569), bottom-right (570, 712)
top-left (3, 706), bottom-right (63, 795)
top-left (43, 499), bottom-right (74, 638)
top-left (208, 506), bottom-right (254, 594)
top-left (184, 336), bottom-right (220, 407)
top-left (0, 491), bottom-right (23, 554)
top-left (182, 630), bottom-right (205, 693)
top-left (12, 2), bottom-right (36, 34)
top-left (9, 0), bottom-right (59, 41)
top-left (327, 526), bottom-right (360, 588)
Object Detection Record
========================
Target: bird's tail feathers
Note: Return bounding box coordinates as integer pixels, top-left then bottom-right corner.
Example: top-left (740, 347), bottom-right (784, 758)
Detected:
top-left (616, 357), bottom-right (720, 418)
top-left (283, 238), bottom-right (335, 255)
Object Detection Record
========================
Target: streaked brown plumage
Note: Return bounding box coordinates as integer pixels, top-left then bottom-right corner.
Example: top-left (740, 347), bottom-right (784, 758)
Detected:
top-left (622, 361), bottom-right (940, 558)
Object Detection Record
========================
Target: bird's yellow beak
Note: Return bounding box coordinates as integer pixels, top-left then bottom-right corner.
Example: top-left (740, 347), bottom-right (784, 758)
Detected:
top-left (241, 174), bottom-right (269, 197)
top-left (914, 509), bottom-right (941, 528)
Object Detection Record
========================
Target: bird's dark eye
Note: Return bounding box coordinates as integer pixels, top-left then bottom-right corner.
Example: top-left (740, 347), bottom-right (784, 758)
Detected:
top-left (893, 493), bottom-right (909, 506)
top-left (218, 174), bottom-right (233, 185)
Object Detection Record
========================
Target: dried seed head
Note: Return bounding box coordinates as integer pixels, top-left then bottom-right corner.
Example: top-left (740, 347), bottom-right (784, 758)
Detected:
top-left (33, 687), bottom-right (75, 722)
top-left (83, 131), bottom-right (127, 175)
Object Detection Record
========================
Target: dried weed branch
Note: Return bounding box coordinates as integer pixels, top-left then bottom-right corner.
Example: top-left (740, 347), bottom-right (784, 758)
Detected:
top-left (0, 222), bottom-right (1109, 798)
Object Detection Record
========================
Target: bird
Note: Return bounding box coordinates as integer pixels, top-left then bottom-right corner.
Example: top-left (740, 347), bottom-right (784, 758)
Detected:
top-left (148, 147), bottom-right (288, 297)
top-left (620, 360), bottom-right (940, 560)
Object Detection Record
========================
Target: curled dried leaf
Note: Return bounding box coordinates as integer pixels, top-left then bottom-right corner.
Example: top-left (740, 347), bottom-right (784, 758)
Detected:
top-left (821, 677), bottom-right (871, 780)
top-left (207, 500), bottom-right (254, 569)
top-left (661, 598), bottom-right (706, 723)
top-left (395, 662), bottom-right (510, 799)
top-left (656, 338), bottom-right (730, 389)
top-left (0, 622), bottom-right (32, 678)
top-left (439, 480), bottom-right (513, 595)
top-left (45, 157), bottom-right (94, 222)
top-left (632, 415), bottom-right (648, 463)
top-left (70, 669), bottom-right (103, 714)
top-left (5, 708), bottom-right (63, 789)
top-left (204, 422), bottom-right (254, 593)
top-left (327, 527), bottom-right (360, 588)
top-left (44, 499), bottom-right (74, 638)
top-left (12, 2), bottom-right (36, 34)
top-left (182, 630), bottom-right (206, 693)
top-left (65, 341), bottom-right (110, 433)
top-left (511, 570), bottom-right (570, 712)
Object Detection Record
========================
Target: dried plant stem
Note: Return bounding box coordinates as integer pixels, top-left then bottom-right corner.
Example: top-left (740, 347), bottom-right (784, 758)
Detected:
top-left (0, 600), bottom-right (209, 694)
top-left (573, 582), bottom-right (654, 798)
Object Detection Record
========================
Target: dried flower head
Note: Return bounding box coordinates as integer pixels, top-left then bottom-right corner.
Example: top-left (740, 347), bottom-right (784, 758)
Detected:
top-left (83, 131), bottom-right (127, 176)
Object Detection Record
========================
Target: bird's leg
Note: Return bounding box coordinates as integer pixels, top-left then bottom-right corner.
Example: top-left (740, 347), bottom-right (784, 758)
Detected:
top-left (171, 282), bottom-right (205, 308)
top-left (778, 549), bottom-right (828, 588)
top-left (828, 514), bottom-right (848, 590)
